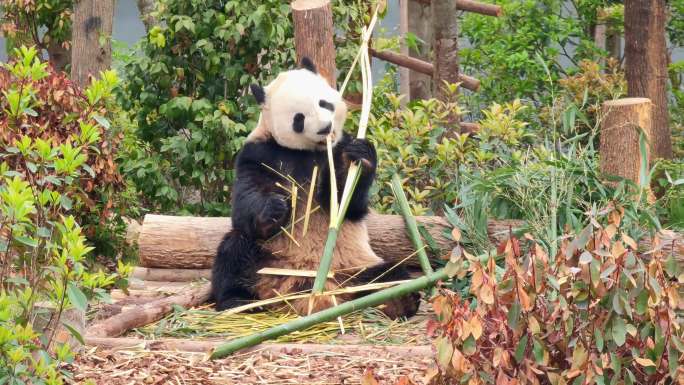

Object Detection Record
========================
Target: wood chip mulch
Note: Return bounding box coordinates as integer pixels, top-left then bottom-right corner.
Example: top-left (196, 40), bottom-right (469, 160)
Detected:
top-left (65, 346), bottom-right (433, 385)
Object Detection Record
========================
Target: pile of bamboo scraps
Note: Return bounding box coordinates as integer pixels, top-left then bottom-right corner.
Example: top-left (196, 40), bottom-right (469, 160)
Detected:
top-left (67, 345), bottom-right (433, 385)
top-left (133, 306), bottom-right (432, 345)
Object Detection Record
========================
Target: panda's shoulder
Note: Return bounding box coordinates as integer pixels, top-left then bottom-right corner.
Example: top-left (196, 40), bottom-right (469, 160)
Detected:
top-left (237, 139), bottom-right (283, 166)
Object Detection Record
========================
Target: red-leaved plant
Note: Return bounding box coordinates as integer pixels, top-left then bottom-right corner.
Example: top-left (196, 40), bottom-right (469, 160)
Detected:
top-left (426, 205), bottom-right (683, 385)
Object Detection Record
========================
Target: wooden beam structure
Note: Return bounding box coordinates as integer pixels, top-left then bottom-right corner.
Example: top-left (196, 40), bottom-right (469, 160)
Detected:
top-left (369, 48), bottom-right (480, 91)
top-left (415, 0), bottom-right (502, 17)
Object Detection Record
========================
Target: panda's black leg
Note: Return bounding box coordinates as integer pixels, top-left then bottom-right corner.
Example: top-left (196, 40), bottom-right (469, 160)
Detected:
top-left (351, 262), bottom-right (421, 319)
top-left (211, 231), bottom-right (261, 311)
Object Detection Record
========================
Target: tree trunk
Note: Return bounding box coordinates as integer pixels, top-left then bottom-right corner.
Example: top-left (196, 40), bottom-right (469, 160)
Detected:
top-left (408, 0), bottom-right (433, 100)
top-left (136, 214), bottom-right (521, 269)
top-left (136, 0), bottom-right (158, 31)
top-left (399, 0), bottom-right (411, 106)
top-left (624, 0), bottom-right (672, 159)
top-left (600, 98), bottom-right (652, 184)
top-left (432, 0), bottom-right (460, 126)
top-left (70, 0), bottom-right (115, 87)
top-left (291, 0), bottom-right (337, 88)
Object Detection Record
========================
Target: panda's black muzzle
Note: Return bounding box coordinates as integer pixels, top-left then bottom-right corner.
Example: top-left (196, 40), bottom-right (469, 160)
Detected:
top-left (316, 123), bottom-right (332, 135)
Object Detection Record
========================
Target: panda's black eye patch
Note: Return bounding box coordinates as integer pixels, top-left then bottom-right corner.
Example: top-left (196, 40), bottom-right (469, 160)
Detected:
top-left (293, 113), bottom-right (305, 133)
top-left (319, 100), bottom-right (335, 111)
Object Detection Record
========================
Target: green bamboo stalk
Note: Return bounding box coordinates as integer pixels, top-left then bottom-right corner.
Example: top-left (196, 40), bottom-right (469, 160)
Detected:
top-left (309, 9), bottom-right (379, 302)
top-left (210, 268), bottom-right (448, 359)
top-left (390, 174), bottom-right (434, 275)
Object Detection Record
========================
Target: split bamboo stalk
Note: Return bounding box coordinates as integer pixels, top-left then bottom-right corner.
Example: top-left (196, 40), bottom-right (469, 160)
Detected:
top-left (308, 7), bottom-right (380, 312)
top-left (210, 268), bottom-right (449, 358)
top-left (390, 174), bottom-right (433, 275)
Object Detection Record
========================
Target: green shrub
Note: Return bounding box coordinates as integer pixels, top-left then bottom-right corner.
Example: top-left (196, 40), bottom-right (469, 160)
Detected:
top-left (367, 83), bottom-right (532, 216)
top-left (429, 206), bottom-right (684, 385)
top-left (0, 47), bottom-right (131, 383)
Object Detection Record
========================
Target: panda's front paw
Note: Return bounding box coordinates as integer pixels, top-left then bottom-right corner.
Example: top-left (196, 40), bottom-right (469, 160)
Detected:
top-left (342, 139), bottom-right (376, 171)
top-left (259, 195), bottom-right (290, 226)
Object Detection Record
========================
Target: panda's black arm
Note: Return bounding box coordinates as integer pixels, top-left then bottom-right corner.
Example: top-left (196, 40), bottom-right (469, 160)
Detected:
top-left (231, 145), bottom-right (291, 239)
top-left (317, 134), bottom-right (377, 221)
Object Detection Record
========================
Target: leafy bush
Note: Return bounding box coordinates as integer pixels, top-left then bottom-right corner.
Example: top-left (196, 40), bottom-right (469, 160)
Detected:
top-left (368, 82), bottom-right (532, 216)
top-left (0, 47), bottom-right (131, 382)
top-left (0, 46), bottom-right (132, 261)
top-left (427, 206), bottom-right (684, 384)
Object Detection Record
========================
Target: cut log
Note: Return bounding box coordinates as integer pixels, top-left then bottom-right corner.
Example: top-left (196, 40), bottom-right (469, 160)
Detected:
top-left (600, 98), bottom-right (652, 184)
top-left (87, 284), bottom-right (211, 337)
top-left (415, 0), bottom-right (502, 16)
top-left (85, 336), bottom-right (432, 357)
top-left (369, 49), bottom-right (480, 91)
top-left (138, 214), bottom-right (520, 269)
top-left (131, 267), bottom-right (211, 282)
top-left (137, 214), bottom-right (683, 270)
top-left (291, 0), bottom-right (337, 88)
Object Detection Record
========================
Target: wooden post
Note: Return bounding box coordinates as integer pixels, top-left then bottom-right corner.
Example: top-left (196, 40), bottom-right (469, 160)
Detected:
top-left (600, 98), bottom-right (652, 184)
top-left (408, 0), bottom-right (433, 100)
top-left (399, 0), bottom-right (411, 105)
top-left (432, 0), bottom-right (460, 126)
top-left (71, 0), bottom-right (115, 87)
top-left (291, 0), bottom-right (337, 88)
top-left (624, 0), bottom-right (672, 159)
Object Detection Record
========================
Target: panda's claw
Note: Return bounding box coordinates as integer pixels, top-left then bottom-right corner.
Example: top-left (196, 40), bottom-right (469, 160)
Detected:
top-left (342, 138), bottom-right (376, 170)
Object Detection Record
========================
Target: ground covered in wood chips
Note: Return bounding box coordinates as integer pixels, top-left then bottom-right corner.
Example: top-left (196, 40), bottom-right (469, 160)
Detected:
top-left (65, 346), bottom-right (433, 384)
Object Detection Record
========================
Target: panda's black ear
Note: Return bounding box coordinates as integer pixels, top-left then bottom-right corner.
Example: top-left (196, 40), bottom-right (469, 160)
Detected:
top-left (300, 57), bottom-right (317, 74)
top-left (250, 84), bottom-right (265, 105)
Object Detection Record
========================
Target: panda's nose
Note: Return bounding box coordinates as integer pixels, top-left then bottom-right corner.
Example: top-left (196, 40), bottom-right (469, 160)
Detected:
top-left (317, 123), bottom-right (332, 135)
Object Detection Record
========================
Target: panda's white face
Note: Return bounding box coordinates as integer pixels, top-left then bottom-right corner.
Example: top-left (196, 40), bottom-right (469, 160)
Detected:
top-left (251, 68), bottom-right (347, 151)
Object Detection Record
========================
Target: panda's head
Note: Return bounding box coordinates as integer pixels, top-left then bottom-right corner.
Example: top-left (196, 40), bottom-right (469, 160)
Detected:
top-left (247, 58), bottom-right (347, 151)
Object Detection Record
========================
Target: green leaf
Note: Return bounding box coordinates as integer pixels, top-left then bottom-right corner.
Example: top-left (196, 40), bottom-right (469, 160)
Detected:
top-left (436, 336), bottom-right (453, 368)
top-left (67, 283), bottom-right (88, 312)
top-left (62, 322), bottom-right (85, 345)
top-left (508, 300), bottom-right (521, 330)
top-left (514, 334), bottom-right (528, 363)
top-left (93, 115), bottom-right (110, 129)
top-left (14, 236), bottom-right (38, 248)
top-left (595, 328), bottom-right (604, 352)
top-left (612, 317), bottom-right (626, 347)
top-left (532, 338), bottom-right (545, 364)
top-left (462, 335), bottom-right (477, 356)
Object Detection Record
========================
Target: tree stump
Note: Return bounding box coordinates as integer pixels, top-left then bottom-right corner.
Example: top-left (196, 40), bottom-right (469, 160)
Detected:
top-left (600, 98), bottom-right (652, 184)
top-left (291, 0), bottom-right (337, 88)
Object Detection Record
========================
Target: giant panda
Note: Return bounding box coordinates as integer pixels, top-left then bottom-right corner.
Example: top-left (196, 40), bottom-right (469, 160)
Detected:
top-left (211, 58), bottom-right (420, 319)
